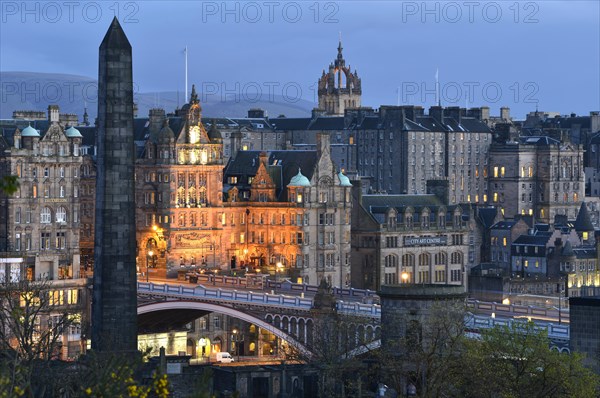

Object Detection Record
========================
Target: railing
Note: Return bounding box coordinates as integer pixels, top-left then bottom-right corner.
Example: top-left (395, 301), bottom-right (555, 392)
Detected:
top-left (465, 314), bottom-right (570, 340)
top-left (467, 299), bottom-right (569, 321)
top-left (336, 301), bottom-right (381, 316)
top-left (138, 281), bottom-right (381, 316)
top-left (138, 282), bottom-right (313, 310)
top-left (184, 273), bottom-right (377, 299)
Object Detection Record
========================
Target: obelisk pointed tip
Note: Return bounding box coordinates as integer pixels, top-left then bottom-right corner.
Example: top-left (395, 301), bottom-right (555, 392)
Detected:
top-left (100, 16), bottom-right (131, 50)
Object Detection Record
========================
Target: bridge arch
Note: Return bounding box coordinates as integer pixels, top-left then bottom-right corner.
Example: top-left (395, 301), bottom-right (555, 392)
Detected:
top-left (138, 301), bottom-right (310, 354)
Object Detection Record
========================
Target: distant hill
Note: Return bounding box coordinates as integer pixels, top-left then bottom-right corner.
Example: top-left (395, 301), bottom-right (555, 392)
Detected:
top-left (0, 72), bottom-right (314, 120)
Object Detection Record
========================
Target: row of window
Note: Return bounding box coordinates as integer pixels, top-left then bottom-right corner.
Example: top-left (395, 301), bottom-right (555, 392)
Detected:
top-left (385, 252), bottom-right (464, 267)
top-left (16, 206), bottom-right (74, 224)
top-left (14, 164), bottom-right (81, 179)
top-left (13, 231), bottom-right (68, 251)
top-left (388, 269), bottom-right (462, 284)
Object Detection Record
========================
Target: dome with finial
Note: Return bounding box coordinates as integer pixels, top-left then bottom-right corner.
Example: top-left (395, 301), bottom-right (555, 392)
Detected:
top-left (207, 121), bottom-right (222, 143)
top-left (338, 171), bottom-right (352, 186)
top-left (65, 126), bottom-right (83, 138)
top-left (21, 124), bottom-right (40, 137)
top-left (157, 119), bottom-right (175, 144)
top-left (288, 169), bottom-right (311, 187)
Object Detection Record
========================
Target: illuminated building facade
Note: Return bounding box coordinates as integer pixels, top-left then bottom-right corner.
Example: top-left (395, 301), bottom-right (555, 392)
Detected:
top-left (135, 90), bottom-right (353, 287)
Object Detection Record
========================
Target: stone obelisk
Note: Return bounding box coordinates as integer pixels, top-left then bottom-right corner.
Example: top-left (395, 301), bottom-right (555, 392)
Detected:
top-left (92, 17), bottom-right (137, 352)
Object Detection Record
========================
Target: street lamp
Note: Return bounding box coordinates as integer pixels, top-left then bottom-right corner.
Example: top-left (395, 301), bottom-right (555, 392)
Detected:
top-left (146, 250), bottom-right (154, 282)
top-left (232, 328), bottom-right (239, 360)
top-left (401, 271), bottom-right (409, 284)
top-left (276, 261), bottom-right (283, 282)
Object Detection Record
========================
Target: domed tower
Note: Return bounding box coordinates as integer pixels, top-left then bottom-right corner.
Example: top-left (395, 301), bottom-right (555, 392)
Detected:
top-left (317, 40), bottom-right (362, 116)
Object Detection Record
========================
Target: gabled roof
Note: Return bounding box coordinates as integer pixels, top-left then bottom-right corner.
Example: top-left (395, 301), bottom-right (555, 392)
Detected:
top-left (223, 150), bottom-right (319, 201)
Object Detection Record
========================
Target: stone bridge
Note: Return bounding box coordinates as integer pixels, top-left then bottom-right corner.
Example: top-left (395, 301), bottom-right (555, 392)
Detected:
top-left (137, 281), bottom-right (382, 353)
top-left (136, 281), bottom-right (570, 354)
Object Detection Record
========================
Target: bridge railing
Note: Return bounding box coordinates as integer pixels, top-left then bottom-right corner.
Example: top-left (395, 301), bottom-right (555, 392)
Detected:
top-left (467, 299), bottom-right (568, 320)
top-left (465, 314), bottom-right (569, 340)
top-left (336, 301), bottom-right (381, 316)
top-left (138, 282), bottom-right (314, 309)
top-left (183, 273), bottom-right (377, 299)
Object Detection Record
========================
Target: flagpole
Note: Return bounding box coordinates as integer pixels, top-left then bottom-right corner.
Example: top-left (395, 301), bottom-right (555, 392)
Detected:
top-left (185, 46), bottom-right (188, 101)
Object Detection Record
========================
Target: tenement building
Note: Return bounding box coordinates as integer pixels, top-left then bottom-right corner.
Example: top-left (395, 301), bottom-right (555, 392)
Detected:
top-left (0, 105), bottom-right (89, 360)
top-left (351, 181), bottom-right (471, 291)
top-left (487, 136), bottom-right (585, 223)
top-left (354, 106), bottom-right (492, 200)
top-left (0, 105), bottom-right (83, 280)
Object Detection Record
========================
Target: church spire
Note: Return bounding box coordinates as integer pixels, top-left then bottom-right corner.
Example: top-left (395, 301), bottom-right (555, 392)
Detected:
top-left (190, 84), bottom-right (199, 105)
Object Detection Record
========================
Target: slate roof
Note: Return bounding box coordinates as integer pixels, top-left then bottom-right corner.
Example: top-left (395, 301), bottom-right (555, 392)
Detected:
top-left (477, 207), bottom-right (498, 229)
top-left (520, 136), bottom-right (561, 146)
top-left (491, 220), bottom-right (517, 230)
top-left (573, 247), bottom-right (597, 259)
top-left (513, 234), bottom-right (550, 246)
top-left (574, 202), bottom-right (595, 232)
top-left (270, 118), bottom-right (311, 130)
top-left (223, 150), bottom-right (318, 201)
top-left (308, 117), bottom-right (345, 131)
top-left (361, 194), bottom-right (444, 210)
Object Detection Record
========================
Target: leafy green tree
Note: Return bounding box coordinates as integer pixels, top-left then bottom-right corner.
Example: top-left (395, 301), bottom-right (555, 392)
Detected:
top-left (455, 322), bottom-right (599, 398)
top-left (0, 280), bottom-right (172, 398)
top-left (0, 175), bottom-right (19, 195)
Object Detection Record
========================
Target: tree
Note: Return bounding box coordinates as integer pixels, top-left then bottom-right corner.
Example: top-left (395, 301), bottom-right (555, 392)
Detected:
top-left (0, 175), bottom-right (19, 195)
top-left (455, 322), bottom-right (599, 398)
top-left (378, 299), bottom-right (468, 398)
top-left (282, 281), bottom-right (380, 397)
top-left (0, 279), bottom-right (172, 398)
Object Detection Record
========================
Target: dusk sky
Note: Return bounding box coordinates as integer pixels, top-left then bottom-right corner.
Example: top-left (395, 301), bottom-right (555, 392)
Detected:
top-left (1, 1), bottom-right (599, 118)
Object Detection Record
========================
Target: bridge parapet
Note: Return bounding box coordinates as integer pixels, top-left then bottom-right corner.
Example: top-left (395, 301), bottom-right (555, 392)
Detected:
top-left (466, 314), bottom-right (570, 341)
top-left (336, 301), bottom-right (381, 317)
top-left (138, 282), bottom-right (314, 310)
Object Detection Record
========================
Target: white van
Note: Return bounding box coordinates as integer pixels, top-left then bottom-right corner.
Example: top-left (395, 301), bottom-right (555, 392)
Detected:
top-left (215, 352), bottom-right (234, 363)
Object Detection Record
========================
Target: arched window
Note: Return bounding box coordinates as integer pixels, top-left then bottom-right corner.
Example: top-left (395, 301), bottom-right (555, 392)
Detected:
top-left (435, 252), bottom-right (447, 265)
top-left (385, 255), bottom-right (398, 268)
top-left (419, 253), bottom-right (430, 266)
top-left (422, 210), bottom-right (429, 228)
top-left (451, 252), bottom-right (463, 265)
top-left (405, 212), bottom-right (414, 228)
top-left (41, 207), bottom-right (52, 224)
top-left (56, 207), bottom-right (67, 223)
top-left (59, 185), bottom-right (65, 198)
top-left (402, 253), bottom-right (415, 268)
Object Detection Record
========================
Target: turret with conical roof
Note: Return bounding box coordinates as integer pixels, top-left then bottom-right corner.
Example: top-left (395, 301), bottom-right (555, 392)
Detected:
top-left (574, 202), bottom-right (595, 245)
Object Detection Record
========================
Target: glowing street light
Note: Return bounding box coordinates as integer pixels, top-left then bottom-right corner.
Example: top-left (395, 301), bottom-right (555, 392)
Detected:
top-left (401, 271), bottom-right (409, 283)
